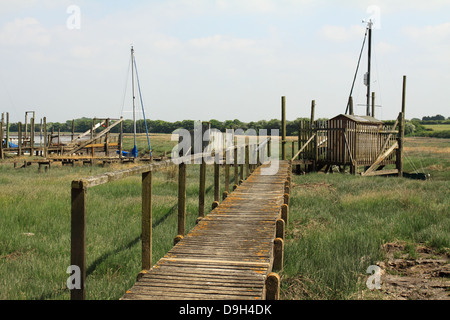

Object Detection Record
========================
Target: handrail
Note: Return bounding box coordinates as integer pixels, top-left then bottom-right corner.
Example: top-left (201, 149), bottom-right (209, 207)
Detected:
top-left (72, 139), bottom-right (271, 190)
top-left (69, 137), bottom-right (272, 300)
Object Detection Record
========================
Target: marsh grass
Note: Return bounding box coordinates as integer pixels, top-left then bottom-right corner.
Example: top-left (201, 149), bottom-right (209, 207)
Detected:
top-left (0, 150), bottom-right (220, 300)
top-left (281, 137), bottom-right (450, 300)
top-left (0, 135), bottom-right (448, 300)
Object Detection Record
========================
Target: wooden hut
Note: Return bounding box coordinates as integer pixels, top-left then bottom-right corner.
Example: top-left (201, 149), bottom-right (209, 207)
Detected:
top-left (296, 113), bottom-right (400, 176)
top-left (327, 114), bottom-right (384, 167)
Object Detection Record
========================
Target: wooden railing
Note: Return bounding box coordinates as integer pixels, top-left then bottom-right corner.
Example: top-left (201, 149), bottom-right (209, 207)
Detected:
top-left (69, 138), bottom-right (271, 300)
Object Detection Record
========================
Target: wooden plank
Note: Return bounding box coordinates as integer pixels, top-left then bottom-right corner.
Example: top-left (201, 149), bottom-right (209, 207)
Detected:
top-left (362, 168), bottom-right (399, 177)
top-left (292, 134), bottom-right (315, 161)
top-left (68, 119), bottom-right (123, 154)
top-left (122, 161), bottom-right (290, 300)
top-left (362, 141), bottom-right (398, 176)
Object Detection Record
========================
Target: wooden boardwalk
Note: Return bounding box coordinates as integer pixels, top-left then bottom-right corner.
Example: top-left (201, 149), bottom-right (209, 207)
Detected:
top-left (121, 160), bottom-right (290, 300)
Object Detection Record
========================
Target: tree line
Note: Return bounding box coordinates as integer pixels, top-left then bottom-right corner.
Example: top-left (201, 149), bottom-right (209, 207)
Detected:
top-left (6, 115), bottom-right (448, 138)
top-left (7, 117), bottom-right (325, 137)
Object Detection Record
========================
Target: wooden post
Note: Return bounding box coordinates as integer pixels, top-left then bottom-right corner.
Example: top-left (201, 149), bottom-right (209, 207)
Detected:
top-left (245, 144), bottom-right (250, 179)
top-left (71, 180), bottom-right (87, 300)
top-left (284, 180), bottom-right (290, 195)
top-left (71, 120), bottom-right (75, 142)
top-left (265, 273), bottom-right (280, 300)
top-left (281, 204), bottom-right (289, 225)
top-left (397, 112), bottom-right (404, 177)
top-left (273, 238), bottom-right (284, 272)
top-left (310, 100), bottom-right (315, 123)
top-left (283, 193), bottom-right (289, 206)
top-left (225, 162), bottom-right (230, 194)
top-left (6, 112), bottom-right (9, 150)
top-left (18, 122), bottom-right (22, 156)
top-left (198, 158), bottom-right (206, 219)
top-left (43, 117), bottom-right (47, 158)
top-left (58, 129), bottom-right (61, 154)
top-left (39, 118), bottom-right (42, 156)
top-left (281, 96), bottom-right (286, 160)
top-left (30, 118), bottom-right (35, 156)
top-left (142, 171), bottom-right (152, 270)
top-left (276, 219), bottom-right (285, 240)
top-left (349, 96), bottom-right (354, 115)
top-left (24, 113), bottom-right (28, 143)
top-left (214, 162), bottom-right (220, 203)
top-left (119, 118), bottom-right (123, 160)
top-left (371, 92), bottom-right (376, 118)
top-left (177, 163), bottom-right (186, 239)
top-left (398, 76), bottom-right (406, 177)
top-left (0, 118), bottom-right (3, 160)
top-left (233, 145), bottom-right (239, 190)
top-left (291, 141), bottom-right (295, 160)
top-left (105, 119), bottom-right (110, 156)
top-left (313, 124), bottom-right (318, 171)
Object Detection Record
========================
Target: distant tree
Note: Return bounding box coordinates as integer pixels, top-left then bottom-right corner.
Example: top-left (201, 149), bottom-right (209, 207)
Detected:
top-left (422, 114), bottom-right (445, 121)
top-left (404, 121), bottom-right (416, 135)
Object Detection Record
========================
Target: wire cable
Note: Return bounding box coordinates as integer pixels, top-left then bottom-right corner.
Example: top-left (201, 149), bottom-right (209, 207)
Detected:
top-left (345, 27), bottom-right (368, 114)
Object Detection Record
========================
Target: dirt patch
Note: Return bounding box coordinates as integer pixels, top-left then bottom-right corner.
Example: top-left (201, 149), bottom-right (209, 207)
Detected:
top-left (373, 241), bottom-right (450, 300)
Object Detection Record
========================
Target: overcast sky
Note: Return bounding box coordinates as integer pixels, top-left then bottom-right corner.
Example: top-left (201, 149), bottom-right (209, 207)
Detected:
top-left (1, 0), bottom-right (449, 124)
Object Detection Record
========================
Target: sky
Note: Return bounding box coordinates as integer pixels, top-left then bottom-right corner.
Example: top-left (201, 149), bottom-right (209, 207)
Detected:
top-left (0, 0), bottom-right (449, 124)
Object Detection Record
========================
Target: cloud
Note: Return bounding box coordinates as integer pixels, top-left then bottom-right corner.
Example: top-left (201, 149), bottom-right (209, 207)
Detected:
top-left (0, 17), bottom-right (51, 47)
top-left (189, 34), bottom-right (256, 50)
top-left (319, 24), bottom-right (366, 42)
top-left (375, 41), bottom-right (398, 55)
top-left (403, 22), bottom-right (450, 43)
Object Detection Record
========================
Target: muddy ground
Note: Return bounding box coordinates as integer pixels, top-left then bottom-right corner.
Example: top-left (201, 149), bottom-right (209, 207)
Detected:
top-left (367, 242), bottom-right (450, 300)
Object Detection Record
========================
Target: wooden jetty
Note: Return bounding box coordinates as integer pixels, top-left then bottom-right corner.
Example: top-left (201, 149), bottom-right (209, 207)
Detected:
top-left (1, 115), bottom-right (125, 159)
top-left (121, 161), bottom-right (290, 300)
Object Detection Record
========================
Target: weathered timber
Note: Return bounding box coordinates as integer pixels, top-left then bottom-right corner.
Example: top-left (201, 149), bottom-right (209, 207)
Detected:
top-left (122, 161), bottom-right (290, 300)
top-left (362, 141), bottom-right (399, 176)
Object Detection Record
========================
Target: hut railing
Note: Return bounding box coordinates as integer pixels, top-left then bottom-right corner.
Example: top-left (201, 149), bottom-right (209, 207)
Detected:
top-left (297, 119), bottom-right (399, 167)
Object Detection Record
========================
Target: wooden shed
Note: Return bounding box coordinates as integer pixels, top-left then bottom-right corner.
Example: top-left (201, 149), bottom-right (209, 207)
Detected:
top-left (296, 113), bottom-right (399, 175)
top-left (326, 114), bottom-right (385, 166)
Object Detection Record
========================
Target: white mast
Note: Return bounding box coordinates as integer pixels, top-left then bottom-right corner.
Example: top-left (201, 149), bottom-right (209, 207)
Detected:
top-left (131, 46), bottom-right (137, 153)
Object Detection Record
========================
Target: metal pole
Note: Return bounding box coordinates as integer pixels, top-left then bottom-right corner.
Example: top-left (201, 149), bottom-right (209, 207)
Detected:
top-left (131, 46), bottom-right (137, 151)
top-left (366, 21), bottom-right (373, 116)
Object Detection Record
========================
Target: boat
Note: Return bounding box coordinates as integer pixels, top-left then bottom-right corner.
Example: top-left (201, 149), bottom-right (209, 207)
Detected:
top-left (118, 46), bottom-right (152, 158)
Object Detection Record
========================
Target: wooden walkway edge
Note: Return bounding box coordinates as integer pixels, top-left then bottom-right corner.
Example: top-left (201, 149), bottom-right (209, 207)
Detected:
top-left (121, 160), bottom-right (291, 300)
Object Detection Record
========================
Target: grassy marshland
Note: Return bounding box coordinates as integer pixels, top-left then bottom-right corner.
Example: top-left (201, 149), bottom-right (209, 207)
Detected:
top-left (0, 135), bottom-right (448, 300)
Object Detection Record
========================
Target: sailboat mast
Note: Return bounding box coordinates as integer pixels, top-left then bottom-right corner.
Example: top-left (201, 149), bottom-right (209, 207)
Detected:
top-left (366, 20), bottom-right (373, 116)
top-left (131, 46), bottom-right (137, 148)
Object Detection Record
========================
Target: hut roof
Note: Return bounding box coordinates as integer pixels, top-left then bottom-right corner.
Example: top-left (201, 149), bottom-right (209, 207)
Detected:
top-left (331, 114), bottom-right (383, 124)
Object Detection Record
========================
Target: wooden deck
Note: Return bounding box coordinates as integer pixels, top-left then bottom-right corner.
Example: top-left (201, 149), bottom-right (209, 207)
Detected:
top-left (121, 160), bottom-right (290, 300)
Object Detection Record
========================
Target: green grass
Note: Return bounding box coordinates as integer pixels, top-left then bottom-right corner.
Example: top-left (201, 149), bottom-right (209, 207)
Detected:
top-left (0, 161), bottom-right (225, 300)
top-left (122, 133), bottom-right (178, 157)
top-left (281, 137), bottom-right (450, 300)
top-left (422, 124), bottom-right (450, 132)
top-left (0, 134), bottom-right (221, 300)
